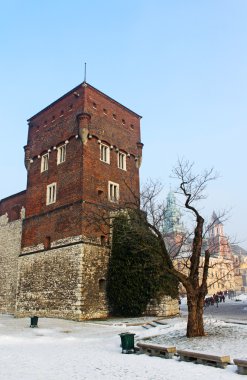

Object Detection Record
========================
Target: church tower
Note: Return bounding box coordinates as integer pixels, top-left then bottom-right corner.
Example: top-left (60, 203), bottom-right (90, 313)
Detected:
top-left (208, 212), bottom-right (233, 260)
top-left (163, 191), bottom-right (184, 235)
top-left (163, 191), bottom-right (186, 257)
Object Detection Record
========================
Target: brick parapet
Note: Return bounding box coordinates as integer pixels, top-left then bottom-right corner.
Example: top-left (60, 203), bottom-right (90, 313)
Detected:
top-left (0, 191), bottom-right (26, 222)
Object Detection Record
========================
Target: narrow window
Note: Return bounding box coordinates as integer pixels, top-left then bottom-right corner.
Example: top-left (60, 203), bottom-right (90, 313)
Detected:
top-left (99, 279), bottom-right (106, 292)
top-left (108, 181), bottom-right (119, 202)
top-left (57, 144), bottom-right (66, 164)
top-left (100, 143), bottom-right (110, 164)
top-left (46, 183), bottom-right (57, 205)
top-left (118, 152), bottom-right (126, 170)
top-left (41, 153), bottom-right (49, 172)
top-left (100, 235), bottom-right (106, 245)
top-left (44, 236), bottom-right (51, 250)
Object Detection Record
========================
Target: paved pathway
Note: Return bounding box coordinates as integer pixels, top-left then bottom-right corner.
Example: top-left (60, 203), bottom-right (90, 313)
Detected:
top-left (180, 299), bottom-right (247, 322)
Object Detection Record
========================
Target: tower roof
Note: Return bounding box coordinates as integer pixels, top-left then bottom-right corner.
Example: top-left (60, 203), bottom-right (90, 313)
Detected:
top-left (27, 82), bottom-right (142, 122)
top-left (212, 211), bottom-right (222, 225)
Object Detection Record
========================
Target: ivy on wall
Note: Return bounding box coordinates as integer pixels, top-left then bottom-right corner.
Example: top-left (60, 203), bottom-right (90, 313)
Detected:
top-left (107, 212), bottom-right (178, 317)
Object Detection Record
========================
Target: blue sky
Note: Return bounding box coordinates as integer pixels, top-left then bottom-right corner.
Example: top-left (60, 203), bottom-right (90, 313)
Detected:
top-left (1, 1), bottom-right (246, 248)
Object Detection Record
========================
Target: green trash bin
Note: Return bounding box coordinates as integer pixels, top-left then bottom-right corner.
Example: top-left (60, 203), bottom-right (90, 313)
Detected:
top-left (30, 316), bottom-right (38, 328)
top-left (119, 332), bottom-right (135, 354)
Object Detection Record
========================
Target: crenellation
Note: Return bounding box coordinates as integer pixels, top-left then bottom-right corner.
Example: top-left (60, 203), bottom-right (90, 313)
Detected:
top-left (0, 213), bottom-right (9, 226)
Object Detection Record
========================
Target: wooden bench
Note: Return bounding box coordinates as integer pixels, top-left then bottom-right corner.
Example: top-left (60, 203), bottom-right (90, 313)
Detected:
top-left (177, 349), bottom-right (230, 369)
top-left (234, 359), bottom-right (247, 375)
top-left (137, 342), bottom-right (176, 359)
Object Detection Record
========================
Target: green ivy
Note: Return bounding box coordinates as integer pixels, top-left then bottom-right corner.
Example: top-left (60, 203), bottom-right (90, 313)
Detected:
top-left (107, 212), bottom-right (178, 317)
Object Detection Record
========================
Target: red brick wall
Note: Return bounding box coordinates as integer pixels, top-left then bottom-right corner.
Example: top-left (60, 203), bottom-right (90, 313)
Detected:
top-left (22, 202), bottom-right (83, 248)
top-left (25, 138), bottom-right (83, 217)
top-left (27, 88), bottom-right (85, 156)
top-left (82, 137), bottom-right (140, 204)
top-left (82, 85), bottom-right (141, 205)
top-left (0, 191), bottom-right (26, 222)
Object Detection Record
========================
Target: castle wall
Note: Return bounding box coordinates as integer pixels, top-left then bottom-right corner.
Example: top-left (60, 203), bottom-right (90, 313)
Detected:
top-left (0, 215), bottom-right (22, 314)
top-left (80, 243), bottom-right (110, 319)
top-left (15, 239), bottom-right (110, 320)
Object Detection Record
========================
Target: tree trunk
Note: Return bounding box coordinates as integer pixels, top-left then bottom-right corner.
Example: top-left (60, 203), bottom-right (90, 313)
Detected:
top-left (186, 292), bottom-right (205, 337)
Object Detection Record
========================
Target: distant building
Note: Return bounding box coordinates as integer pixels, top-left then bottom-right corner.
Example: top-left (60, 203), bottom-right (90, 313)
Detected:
top-left (208, 212), bottom-right (233, 260)
top-left (163, 191), bottom-right (185, 235)
top-left (163, 192), bottom-right (245, 295)
top-left (231, 245), bottom-right (247, 292)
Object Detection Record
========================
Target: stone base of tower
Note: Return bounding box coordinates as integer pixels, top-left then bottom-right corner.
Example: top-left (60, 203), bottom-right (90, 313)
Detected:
top-left (14, 237), bottom-right (180, 321)
top-left (15, 239), bottom-right (110, 321)
top-left (145, 296), bottom-right (179, 317)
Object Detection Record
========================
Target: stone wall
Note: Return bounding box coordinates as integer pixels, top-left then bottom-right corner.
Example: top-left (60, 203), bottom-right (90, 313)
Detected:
top-left (0, 214), bottom-right (22, 314)
top-left (0, 213), bottom-right (178, 321)
top-left (145, 296), bottom-right (179, 317)
top-left (80, 243), bottom-right (110, 319)
top-left (0, 208), bottom-right (178, 321)
top-left (15, 240), bottom-right (110, 320)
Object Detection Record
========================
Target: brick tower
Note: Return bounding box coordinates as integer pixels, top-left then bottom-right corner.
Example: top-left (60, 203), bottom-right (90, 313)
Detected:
top-left (15, 81), bottom-right (143, 320)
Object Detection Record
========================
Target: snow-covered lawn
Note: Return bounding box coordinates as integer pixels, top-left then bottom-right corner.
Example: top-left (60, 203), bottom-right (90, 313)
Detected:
top-left (0, 307), bottom-right (246, 379)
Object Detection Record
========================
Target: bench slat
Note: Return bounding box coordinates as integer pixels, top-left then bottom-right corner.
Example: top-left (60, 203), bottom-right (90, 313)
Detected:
top-left (234, 359), bottom-right (247, 367)
top-left (137, 342), bottom-right (176, 358)
top-left (234, 359), bottom-right (247, 375)
top-left (177, 350), bottom-right (230, 363)
top-left (177, 349), bottom-right (230, 369)
top-left (137, 342), bottom-right (176, 353)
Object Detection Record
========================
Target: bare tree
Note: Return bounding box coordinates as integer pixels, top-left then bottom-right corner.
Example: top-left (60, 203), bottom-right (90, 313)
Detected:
top-left (140, 159), bottom-right (225, 337)
top-left (83, 159), bottom-right (227, 337)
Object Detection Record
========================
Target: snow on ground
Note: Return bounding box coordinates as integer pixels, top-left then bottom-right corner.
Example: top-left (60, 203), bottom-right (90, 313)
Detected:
top-left (147, 318), bottom-right (247, 358)
top-left (235, 293), bottom-right (247, 301)
top-left (0, 307), bottom-right (246, 379)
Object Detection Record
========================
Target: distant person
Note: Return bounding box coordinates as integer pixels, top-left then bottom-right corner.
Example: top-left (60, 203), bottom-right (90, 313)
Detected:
top-left (214, 294), bottom-right (219, 307)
